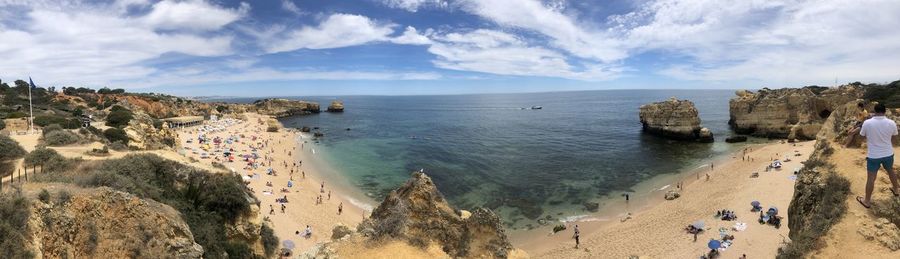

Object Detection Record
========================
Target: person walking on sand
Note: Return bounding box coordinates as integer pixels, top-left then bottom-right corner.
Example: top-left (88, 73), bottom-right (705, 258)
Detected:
top-left (573, 225), bottom-right (580, 249)
top-left (338, 202), bottom-right (343, 215)
top-left (858, 103), bottom-right (900, 209)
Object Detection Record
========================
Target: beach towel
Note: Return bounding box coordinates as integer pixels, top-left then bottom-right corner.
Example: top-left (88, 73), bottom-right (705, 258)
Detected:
top-left (733, 222), bottom-right (747, 231)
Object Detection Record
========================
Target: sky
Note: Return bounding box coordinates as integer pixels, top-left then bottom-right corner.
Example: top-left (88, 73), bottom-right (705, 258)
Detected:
top-left (0, 0), bottom-right (899, 96)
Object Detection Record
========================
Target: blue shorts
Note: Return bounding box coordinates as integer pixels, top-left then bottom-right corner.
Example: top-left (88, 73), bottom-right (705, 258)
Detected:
top-left (866, 155), bottom-right (894, 173)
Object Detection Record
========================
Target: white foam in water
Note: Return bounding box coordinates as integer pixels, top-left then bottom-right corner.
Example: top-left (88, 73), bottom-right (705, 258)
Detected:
top-left (560, 215), bottom-right (605, 223)
top-left (312, 149), bottom-right (316, 154)
top-left (347, 197), bottom-right (374, 212)
top-left (658, 184), bottom-right (670, 191)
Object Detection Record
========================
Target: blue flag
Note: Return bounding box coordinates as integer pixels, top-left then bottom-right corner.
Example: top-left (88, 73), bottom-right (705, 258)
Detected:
top-left (29, 77), bottom-right (36, 89)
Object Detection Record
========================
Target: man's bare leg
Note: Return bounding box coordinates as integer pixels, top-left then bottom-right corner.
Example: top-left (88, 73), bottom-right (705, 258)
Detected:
top-left (865, 170), bottom-right (877, 205)
top-left (886, 167), bottom-right (900, 195)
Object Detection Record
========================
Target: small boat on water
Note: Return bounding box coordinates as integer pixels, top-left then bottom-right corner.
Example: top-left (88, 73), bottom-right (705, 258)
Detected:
top-left (531, 106), bottom-right (543, 110)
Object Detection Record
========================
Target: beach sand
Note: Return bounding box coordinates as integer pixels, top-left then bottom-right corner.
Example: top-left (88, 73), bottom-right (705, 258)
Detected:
top-left (174, 113), bottom-right (370, 254)
top-left (515, 140), bottom-right (814, 258)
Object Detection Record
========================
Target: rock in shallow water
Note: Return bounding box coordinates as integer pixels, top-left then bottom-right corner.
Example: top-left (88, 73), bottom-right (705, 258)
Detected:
top-left (639, 97), bottom-right (714, 142)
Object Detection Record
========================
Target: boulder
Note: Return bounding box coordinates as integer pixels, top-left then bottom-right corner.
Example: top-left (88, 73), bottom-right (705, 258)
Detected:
top-left (664, 190), bottom-right (680, 200)
top-left (728, 85), bottom-right (863, 140)
top-left (327, 100), bottom-right (344, 112)
top-left (639, 97), bottom-right (714, 142)
top-left (357, 172), bottom-right (514, 258)
top-left (725, 136), bottom-right (748, 143)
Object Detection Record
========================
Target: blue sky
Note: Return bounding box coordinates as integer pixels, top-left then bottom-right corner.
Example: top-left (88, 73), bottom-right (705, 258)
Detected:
top-left (1, 0), bottom-right (899, 96)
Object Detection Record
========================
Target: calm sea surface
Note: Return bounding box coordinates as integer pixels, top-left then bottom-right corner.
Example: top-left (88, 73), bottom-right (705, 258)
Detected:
top-left (226, 90), bottom-right (753, 227)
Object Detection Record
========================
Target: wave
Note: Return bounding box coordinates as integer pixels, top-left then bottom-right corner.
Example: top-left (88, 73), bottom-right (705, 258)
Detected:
top-left (346, 197), bottom-right (375, 212)
top-left (559, 214), bottom-right (605, 223)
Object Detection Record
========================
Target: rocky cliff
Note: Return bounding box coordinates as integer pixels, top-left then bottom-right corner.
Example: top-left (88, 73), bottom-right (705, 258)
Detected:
top-left (251, 98), bottom-right (320, 118)
top-left (639, 97), bottom-right (713, 142)
top-left (327, 100), bottom-right (344, 112)
top-left (729, 85), bottom-right (862, 140)
top-left (28, 187), bottom-right (203, 258)
top-left (124, 110), bottom-right (179, 150)
top-left (356, 172), bottom-right (514, 258)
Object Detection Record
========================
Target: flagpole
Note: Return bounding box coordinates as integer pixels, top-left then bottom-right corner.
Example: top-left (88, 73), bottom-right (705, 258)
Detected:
top-left (28, 77), bottom-right (34, 135)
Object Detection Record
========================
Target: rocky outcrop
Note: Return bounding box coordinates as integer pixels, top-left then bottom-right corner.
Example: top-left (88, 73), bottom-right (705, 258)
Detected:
top-left (357, 172), bottom-right (514, 258)
top-left (728, 85), bottom-right (863, 140)
top-left (28, 187), bottom-right (203, 258)
top-left (252, 99), bottom-right (320, 118)
top-left (327, 100), bottom-right (344, 112)
top-left (639, 97), bottom-right (713, 142)
top-left (124, 111), bottom-right (178, 150)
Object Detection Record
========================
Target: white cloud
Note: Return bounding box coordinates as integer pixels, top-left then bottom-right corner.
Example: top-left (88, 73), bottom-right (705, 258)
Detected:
top-left (0, 0), bottom-right (239, 87)
top-left (381, 0), bottom-right (448, 12)
top-left (142, 0), bottom-right (249, 31)
top-left (614, 0), bottom-right (900, 85)
top-left (264, 13), bottom-right (395, 53)
top-left (427, 29), bottom-right (623, 80)
top-left (458, 0), bottom-right (627, 62)
top-left (390, 26), bottom-right (432, 45)
top-left (281, 0), bottom-right (305, 15)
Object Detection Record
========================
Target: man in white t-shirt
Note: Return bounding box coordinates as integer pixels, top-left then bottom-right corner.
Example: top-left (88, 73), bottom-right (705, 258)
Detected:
top-left (858, 103), bottom-right (900, 208)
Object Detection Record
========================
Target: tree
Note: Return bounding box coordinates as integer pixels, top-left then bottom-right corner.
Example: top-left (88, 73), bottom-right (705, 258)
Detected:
top-left (14, 80), bottom-right (28, 89)
top-left (0, 135), bottom-right (26, 162)
top-left (97, 87), bottom-right (112, 94)
top-left (105, 106), bottom-right (133, 128)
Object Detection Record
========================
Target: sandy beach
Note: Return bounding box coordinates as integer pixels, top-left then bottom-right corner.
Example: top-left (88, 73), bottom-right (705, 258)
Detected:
top-left (508, 140), bottom-right (815, 258)
top-left (173, 113), bottom-right (370, 253)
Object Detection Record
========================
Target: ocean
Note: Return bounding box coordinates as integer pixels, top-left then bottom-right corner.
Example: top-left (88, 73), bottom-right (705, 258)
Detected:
top-left (248, 90), bottom-right (756, 228)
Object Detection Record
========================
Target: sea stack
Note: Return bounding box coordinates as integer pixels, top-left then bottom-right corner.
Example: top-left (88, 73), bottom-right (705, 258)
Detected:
top-left (327, 100), bottom-right (344, 112)
top-left (639, 97), bottom-right (713, 143)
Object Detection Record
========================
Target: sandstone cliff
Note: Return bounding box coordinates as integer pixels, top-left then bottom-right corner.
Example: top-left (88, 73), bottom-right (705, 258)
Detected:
top-left (783, 100), bottom-right (900, 258)
top-left (729, 85), bottom-right (862, 140)
top-left (327, 100), bottom-right (344, 112)
top-left (28, 187), bottom-right (203, 258)
top-left (124, 110), bottom-right (179, 150)
top-left (639, 97), bottom-right (713, 142)
top-left (252, 98), bottom-right (320, 118)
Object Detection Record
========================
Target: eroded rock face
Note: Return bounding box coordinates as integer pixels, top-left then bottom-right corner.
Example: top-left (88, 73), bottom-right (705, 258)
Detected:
top-left (728, 85), bottom-right (862, 140)
top-left (124, 111), bottom-right (178, 150)
top-left (357, 172), bottom-right (513, 258)
top-left (252, 99), bottom-right (320, 118)
top-left (639, 97), bottom-right (713, 142)
top-left (28, 188), bottom-right (203, 258)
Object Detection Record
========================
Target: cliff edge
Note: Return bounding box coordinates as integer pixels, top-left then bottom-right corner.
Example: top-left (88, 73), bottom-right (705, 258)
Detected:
top-left (252, 98), bottom-right (320, 118)
top-left (639, 97), bottom-right (713, 142)
top-left (729, 85), bottom-right (862, 140)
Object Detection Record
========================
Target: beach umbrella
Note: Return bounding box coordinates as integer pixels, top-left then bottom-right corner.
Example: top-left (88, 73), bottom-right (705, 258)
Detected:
top-left (282, 240), bottom-right (295, 250)
top-left (769, 206), bottom-right (779, 215)
top-left (751, 201), bottom-right (761, 207)
top-left (708, 240), bottom-right (721, 249)
top-left (692, 220), bottom-right (705, 229)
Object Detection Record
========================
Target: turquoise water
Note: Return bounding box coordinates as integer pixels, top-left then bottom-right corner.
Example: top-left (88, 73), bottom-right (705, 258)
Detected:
top-left (261, 90), bottom-right (753, 226)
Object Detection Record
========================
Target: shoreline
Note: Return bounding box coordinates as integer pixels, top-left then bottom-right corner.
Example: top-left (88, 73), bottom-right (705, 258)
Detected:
top-left (508, 140), bottom-right (773, 252)
top-left (525, 140), bottom-right (813, 258)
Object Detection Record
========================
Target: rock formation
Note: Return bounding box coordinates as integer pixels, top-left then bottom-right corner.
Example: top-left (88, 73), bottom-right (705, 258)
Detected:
top-left (28, 187), bottom-right (204, 258)
top-left (728, 85), bottom-right (863, 140)
top-left (124, 110), bottom-right (179, 150)
top-left (357, 172), bottom-right (514, 258)
top-left (251, 99), bottom-right (320, 118)
top-left (639, 97), bottom-right (713, 142)
top-left (327, 100), bottom-right (344, 112)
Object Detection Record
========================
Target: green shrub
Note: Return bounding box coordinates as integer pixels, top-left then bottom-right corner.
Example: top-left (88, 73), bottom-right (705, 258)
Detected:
top-left (38, 189), bottom-right (50, 203)
top-left (103, 128), bottom-right (129, 145)
top-left (57, 190), bottom-right (72, 205)
top-left (0, 135), bottom-right (26, 162)
top-left (25, 148), bottom-right (64, 167)
top-left (33, 114), bottom-right (75, 127)
top-left (777, 173), bottom-right (851, 258)
top-left (108, 141), bottom-right (128, 151)
top-left (42, 130), bottom-right (79, 146)
top-left (42, 124), bottom-right (63, 135)
top-left (4, 111), bottom-right (27, 119)
top-left (261, 224), bottom-right (279, 257)
top-left (0, 191), bottom-right (33, 259)
top-left (105, 106), bottom-right (133, 128)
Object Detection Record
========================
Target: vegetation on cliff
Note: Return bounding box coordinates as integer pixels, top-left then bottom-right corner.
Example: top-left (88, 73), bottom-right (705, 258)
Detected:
top-left (30, 153), bottom-right (263, 258)
top-left (0, 190), bottom-right (32, 259)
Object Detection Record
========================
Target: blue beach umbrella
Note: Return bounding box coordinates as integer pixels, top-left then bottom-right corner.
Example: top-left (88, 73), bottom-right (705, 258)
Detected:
top-left (282, 240), bottom-right (295, 249)
top-left (708, 240), bottom-right (721, 249)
